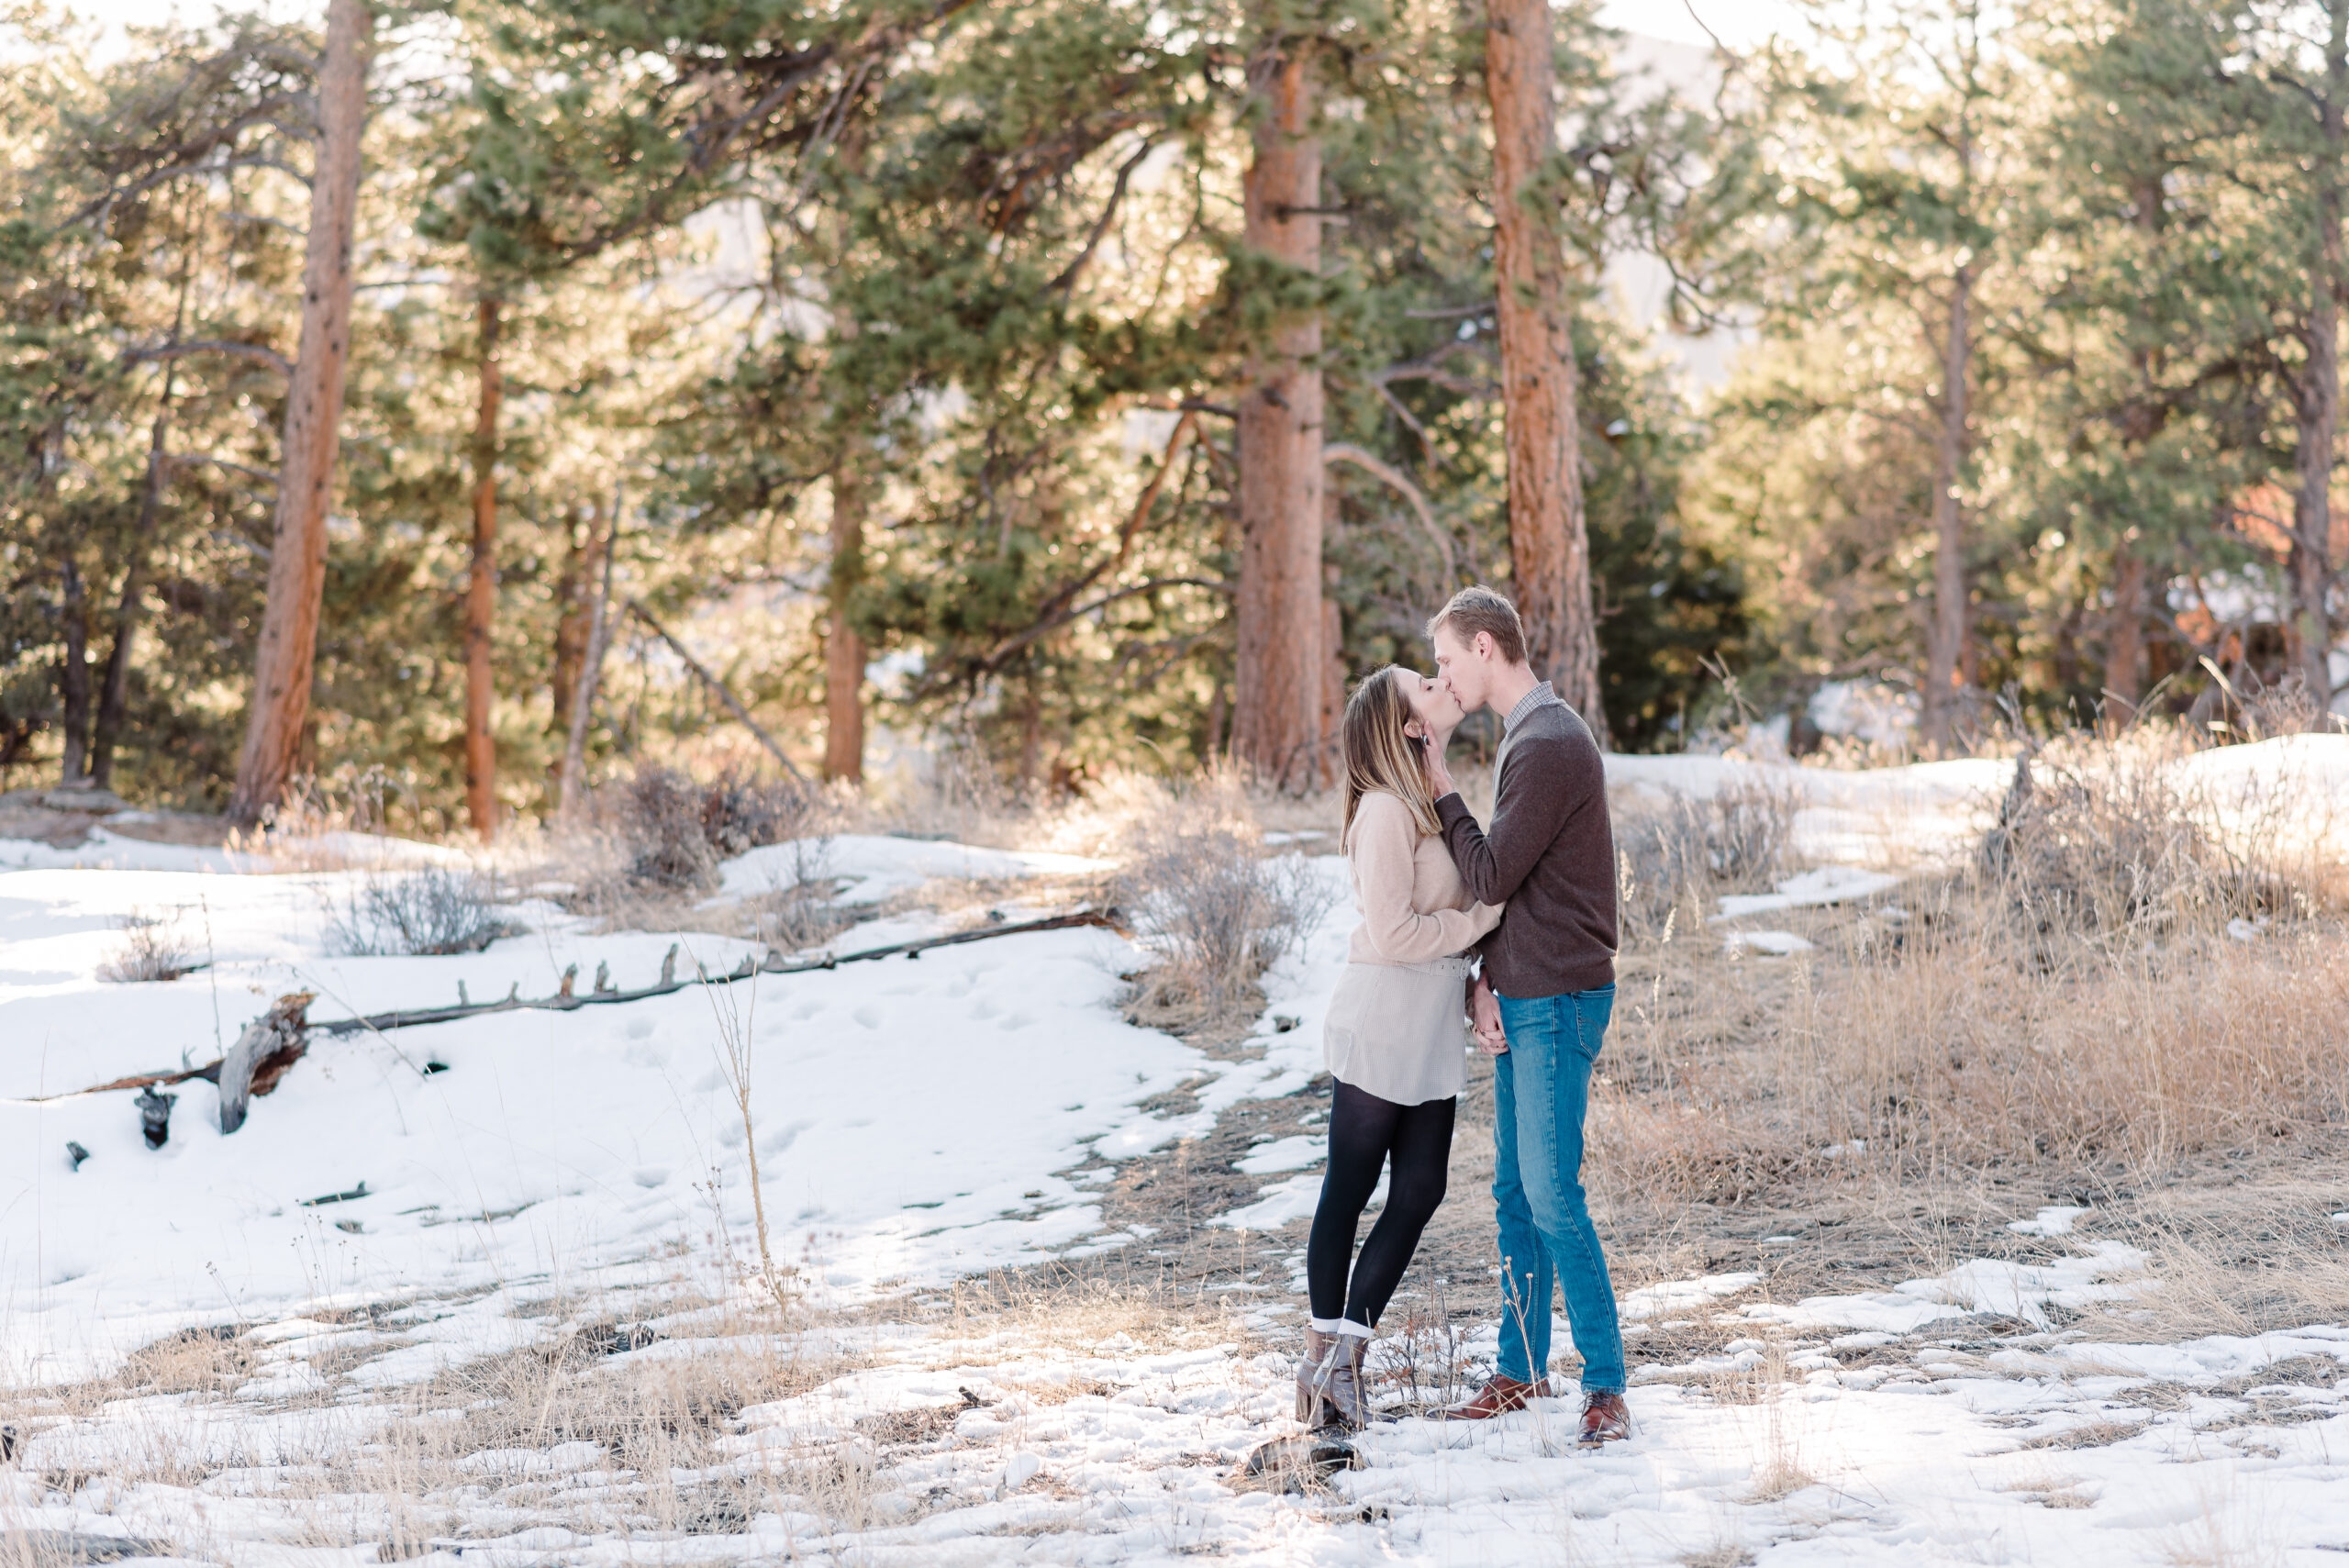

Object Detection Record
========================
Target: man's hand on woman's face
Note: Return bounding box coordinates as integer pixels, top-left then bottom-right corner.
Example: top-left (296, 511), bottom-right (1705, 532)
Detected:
top-left (1421, 735), bottom-right (1454, 799)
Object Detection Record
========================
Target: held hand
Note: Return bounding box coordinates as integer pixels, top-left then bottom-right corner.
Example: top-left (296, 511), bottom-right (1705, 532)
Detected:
top-left (1471, 977), bottom-right (1508, 1055)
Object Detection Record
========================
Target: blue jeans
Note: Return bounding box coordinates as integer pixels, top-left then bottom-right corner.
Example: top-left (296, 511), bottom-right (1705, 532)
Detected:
top-left (1490, 984), bottom-right (1624, 1394)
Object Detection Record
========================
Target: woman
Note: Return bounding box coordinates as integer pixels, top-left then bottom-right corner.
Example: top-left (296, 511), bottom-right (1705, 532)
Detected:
top-left (1297, 666), bottom-right (1502, 1431)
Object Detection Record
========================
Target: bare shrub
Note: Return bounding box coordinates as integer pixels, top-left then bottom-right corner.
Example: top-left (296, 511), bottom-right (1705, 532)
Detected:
top-left (1119, 780), bottom-right (1333, 1034)
top-left (324, 866), bottom-right (520, 956)
top-left (1613, 779), bottom-right (1798, 945)
top-left (95, 906), bottom-right (195, 983)
top-left (744, 837), bottom-right (849, 953)
top-left (609, 766), bottom-right (814, 892)
top-left (1979, 735), bottom-right (2298, 951)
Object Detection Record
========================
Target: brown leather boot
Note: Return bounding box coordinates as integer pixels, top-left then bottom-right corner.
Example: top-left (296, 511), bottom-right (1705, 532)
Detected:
top-left (1442, 1373), bottom-right (1552, 1420)
top-left (1577, 1390), bottom-right (1631, 1447)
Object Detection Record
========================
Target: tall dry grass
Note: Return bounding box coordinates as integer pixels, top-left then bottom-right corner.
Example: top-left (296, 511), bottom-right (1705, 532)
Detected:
top-left (1588, 724), bottom-right (2349, 1213)
top-left (1780, 923), bottom-right (2349, 1172)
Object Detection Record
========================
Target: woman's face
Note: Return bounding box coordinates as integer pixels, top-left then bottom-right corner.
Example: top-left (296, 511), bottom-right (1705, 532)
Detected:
top-left (1400, 669), bottom-right (1465, 738)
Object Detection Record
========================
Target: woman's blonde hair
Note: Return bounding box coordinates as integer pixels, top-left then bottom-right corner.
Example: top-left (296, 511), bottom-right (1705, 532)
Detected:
top-left (1341, 666), bottom-right (1443, 843)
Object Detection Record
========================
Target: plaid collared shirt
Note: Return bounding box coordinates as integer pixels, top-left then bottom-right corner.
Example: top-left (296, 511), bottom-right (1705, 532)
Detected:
top-left (1502, 680), bottom-right (1560, 738)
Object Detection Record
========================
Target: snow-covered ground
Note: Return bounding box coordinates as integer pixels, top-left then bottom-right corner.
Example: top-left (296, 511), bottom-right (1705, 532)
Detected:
top-left (1608, 732), bottom-right (2349, 872)
top-left (0, 836), bottom-right (1336, 1387)
top-left (6, 739), bottom-right (2348, 1564)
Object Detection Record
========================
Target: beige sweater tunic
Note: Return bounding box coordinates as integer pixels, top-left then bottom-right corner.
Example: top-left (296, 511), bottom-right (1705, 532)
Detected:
top-left (1323, 790), bottom-right (1505, 1105)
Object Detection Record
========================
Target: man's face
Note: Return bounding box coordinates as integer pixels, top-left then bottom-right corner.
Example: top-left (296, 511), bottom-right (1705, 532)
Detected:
top-left (1431, 624), bottom-right (1488, 714)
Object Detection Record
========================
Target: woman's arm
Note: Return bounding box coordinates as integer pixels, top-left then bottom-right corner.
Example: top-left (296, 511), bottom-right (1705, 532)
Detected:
top-left (1353, 794), bottom-right (1502, 963)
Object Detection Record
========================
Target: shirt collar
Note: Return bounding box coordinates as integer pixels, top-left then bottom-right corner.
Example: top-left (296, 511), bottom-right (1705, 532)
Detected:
top-left (1502, 681), bottom-right (1558, 737)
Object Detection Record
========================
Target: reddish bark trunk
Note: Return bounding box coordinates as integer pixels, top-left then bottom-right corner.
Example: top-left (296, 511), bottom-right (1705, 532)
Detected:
top-left (228, 0), bottom-right (373, 825)
top-left (1485, 0), bottom-right (1606, 745)
top-left (58, 554), bottom-right (91, 784)
top-left (464, 295), bottom-right (502, 840)
top-left (1233, 37), bottom-right (1329, 792)
top-left (1921, 261), bottom-right (1975, 749)
top-left (549, 501), bottom-right (602, 744)
top-left (93, 408), bottom-right (172, 790)
top-left (824, 462), bottom-right (867, 783)
top-left (2104, 543), bottom-right (2145, 725)
top-left (2288, 0), bottom-right (2348, 708)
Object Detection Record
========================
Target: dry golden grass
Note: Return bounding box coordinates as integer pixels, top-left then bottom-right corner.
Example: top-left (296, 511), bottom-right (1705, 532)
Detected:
top-left (1780, 920), bottom-right (2349, 1172)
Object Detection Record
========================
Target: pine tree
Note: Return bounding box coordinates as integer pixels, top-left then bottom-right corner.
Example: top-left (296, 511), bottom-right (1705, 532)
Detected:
top-left (1483, 0), bottom-right (1605, 741)
top-left (229, 0), bottom-right (374, 824)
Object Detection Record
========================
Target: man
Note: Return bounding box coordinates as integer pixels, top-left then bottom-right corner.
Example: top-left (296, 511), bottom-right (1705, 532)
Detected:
top-left (1419, 584), bottom-right (1630, 1447)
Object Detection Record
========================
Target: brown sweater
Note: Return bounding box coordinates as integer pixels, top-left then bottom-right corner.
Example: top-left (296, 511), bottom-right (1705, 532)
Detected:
top-left (1435, 698), bottom-right (1618, 996)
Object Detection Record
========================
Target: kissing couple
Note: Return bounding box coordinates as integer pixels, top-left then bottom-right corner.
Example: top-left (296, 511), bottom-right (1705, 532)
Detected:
top-left (1294, 584), bottom-right (1629, 1448)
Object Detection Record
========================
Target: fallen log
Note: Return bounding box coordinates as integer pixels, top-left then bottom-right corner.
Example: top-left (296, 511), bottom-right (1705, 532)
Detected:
top-left (218, 992), bottom-right (314, 1134)
top-left (310, 907), bottom-right (1129, 1035)
top-left (52, 908), bottom-right (1131, 1098)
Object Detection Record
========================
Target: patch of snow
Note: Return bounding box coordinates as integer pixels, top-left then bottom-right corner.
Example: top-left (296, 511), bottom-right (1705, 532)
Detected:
top-left (2009, 1205), bottom-right (2092, 1237)
top-left (1620, 1272), bottom-right (1761, 1320)
top-left (717, 834), bottom-right (1111, 905)
top-left (1234, 1135), bottom-right (1324, 1174)
top-left (1743, 1240), bottom-right (2149, 1333)
top-left (1723, 929), bottom-right (1814, 955)
top-left (1808, 679), bottom-right (1920, 747)
top-left (1715, 865), bottom-right (1901, 919)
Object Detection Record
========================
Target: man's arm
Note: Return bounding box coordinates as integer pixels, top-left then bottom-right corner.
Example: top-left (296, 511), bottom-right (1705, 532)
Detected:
top-left (1428, 733), bottom-right (1584, 906)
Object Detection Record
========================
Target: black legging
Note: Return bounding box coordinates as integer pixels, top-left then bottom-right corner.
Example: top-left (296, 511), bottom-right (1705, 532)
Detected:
top-left (1305, 1080), bottom-right (1456, 1328)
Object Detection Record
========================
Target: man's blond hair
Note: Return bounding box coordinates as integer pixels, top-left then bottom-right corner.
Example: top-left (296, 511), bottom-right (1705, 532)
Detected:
top-left (1426, 584), bottom-right (1528, 667)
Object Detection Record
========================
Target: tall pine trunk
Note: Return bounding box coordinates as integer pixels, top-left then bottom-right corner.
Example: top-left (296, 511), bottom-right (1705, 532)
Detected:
top-left (824, 461), bottom-right (866, 783)
top-left (556, 494), bottom-right (618, 823)
top-left (2104, 543), bottom-right (2145, 721)
top-left (227, 0), bottom-right (373, 825)
top-left (549, 499), bottom-right (602, 746)
top-left (1922, 260), bottom-right (1975, 748)
top-left (1485, 0), bottom-right (1606, 743)
top-left (93, 411), bottom-right (171, 791)
top-left (2288, 288), bottom-right (2338, 706)
top-left (463, 295), bottom-right (502, 840)
top-left (58, 554), bottom-right (92, 784)
top-left (2289, 0), bottom-right (2348, 709)
top-left (2103, 177), bottom-right (2165, 730)
top-left (1233, 35), bottom-right (1328, 792)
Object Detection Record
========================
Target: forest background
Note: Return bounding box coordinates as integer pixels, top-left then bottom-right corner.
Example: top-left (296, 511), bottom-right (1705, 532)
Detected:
top-left (5, 0), bottom-right (2347, 839)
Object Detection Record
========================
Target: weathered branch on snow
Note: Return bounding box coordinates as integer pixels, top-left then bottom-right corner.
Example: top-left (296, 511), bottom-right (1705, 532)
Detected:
top-left (52, 909), bottom-right (1132, 1102)
top-left (310, 907), bottom-right (1130, 1036)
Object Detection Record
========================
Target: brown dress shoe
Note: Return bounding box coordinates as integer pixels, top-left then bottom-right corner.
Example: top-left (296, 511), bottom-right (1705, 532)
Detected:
top-left (1577, 1390), bottom-right (1631, 1446)
top-left (1442, 1374), bottom-right (1552, 1420)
